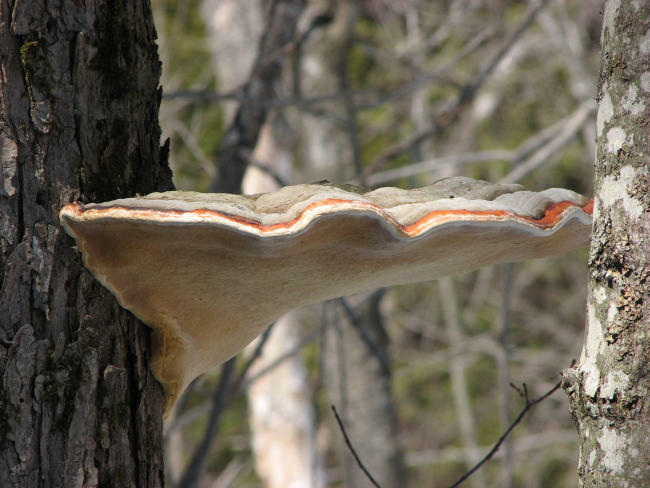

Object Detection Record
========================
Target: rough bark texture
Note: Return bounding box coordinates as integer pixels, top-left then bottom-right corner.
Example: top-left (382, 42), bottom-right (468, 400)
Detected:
top-left (562, 1), bottom-right (649, 486)
top-left (0, 1), bottom-right (173, 486)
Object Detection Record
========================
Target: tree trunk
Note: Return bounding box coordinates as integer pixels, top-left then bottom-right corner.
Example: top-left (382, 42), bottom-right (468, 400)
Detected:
top-left (242, 124), bottom-right (327, 488)
top-left (562, 1), bottom-right (649, 486)
top-left (0, 1), bottom-right (173, 486)
top-left (324, 292), bottom-right (405, 488)
top-left (208, 0), bottom-right (305, 193)
top-left (198, 2), bottom-right (326, 486)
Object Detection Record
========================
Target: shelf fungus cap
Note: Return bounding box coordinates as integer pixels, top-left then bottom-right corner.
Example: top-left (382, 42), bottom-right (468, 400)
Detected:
top-left (59, 177), bottom-right (593, 413)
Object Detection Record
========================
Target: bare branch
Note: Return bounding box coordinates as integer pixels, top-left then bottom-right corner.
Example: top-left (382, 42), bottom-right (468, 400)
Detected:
top-left (447, 378), bottom-right (564, 488)
top-left (359, 0), bottom-right (550, 183)
top-left (356, 26), bottom-right (496, 111)
top-left (162, 25), bottom-right (492, 114)
top-left (228, 322), bottom-right (276, 395)
top-left (365, 150), bottom-right (514, 186)
top-left (331, 405), bottom-right (384, 488)
top-left (241, 324), bottom-right (323, 389)
top-left (210, 0), bottom-right (306, 193)
top-left (337, 0), bottom-right (362, 176)
top-left (497, 263), bottom-right (514, 488)
top-left (364, 98), bottom-right (594, 186)
top-left (177, 358), bottom-right (237, 488)
top-left (336, 297), bottom-right (391, 376)
top-left (500, 100), bottom-right (595, 183)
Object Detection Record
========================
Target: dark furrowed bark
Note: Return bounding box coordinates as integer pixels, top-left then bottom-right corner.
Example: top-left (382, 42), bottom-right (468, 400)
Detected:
top-left (0, 1), bottom-right (173, 486)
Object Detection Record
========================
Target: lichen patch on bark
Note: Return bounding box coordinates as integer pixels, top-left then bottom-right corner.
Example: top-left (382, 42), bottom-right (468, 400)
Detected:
top-left (621, 85), bottom-right (644, 115)
top-left (598, 165), bottom-right (644, 219)
top-left (600, 371), bottom-right (630, 400)
top-left (602, 0), bottom-right (622, 45)
top-left (605, 127), bottom-right (626, 154)
top-left (606, 303), bottom-right (618, 323)
top-left (640, 29), bottom-right (650, 55)
top-left (641, 72), bottom-right (650, 92)
top-left (598, 426), bottom-right (628, 476)
top-left (594, 285), bottom-right (608, 304)
top-left (596, 89), bottom-right (613, 136)
top-left (580, 302), bottom-right (605, 397)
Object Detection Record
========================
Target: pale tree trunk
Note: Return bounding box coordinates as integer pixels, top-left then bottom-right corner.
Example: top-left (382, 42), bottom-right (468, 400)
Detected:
top-left (0, 0), bottom-right (172, 486)
top-left (246, 311), bottom-right (327, 488)
top-left (206, 0), bottom-right (305, 193)
top-left (242, 121), bottom-right (327, 488)
top-left (201, 2), bottom-right (326, 487)
top-left (293, 3), bottom-right (354, 183)
top-left (562, 1), bottom-right (649, 486)
top-left (323, 292), bottom-right (405, 488)
top-left (294, 4), bottom-right (406, 485)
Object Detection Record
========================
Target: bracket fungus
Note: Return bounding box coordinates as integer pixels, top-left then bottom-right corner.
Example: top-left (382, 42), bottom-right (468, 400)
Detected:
top-left (59, 177), bottom-right (593, 412)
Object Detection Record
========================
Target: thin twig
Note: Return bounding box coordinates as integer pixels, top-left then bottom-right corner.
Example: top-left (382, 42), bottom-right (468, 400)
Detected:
top-left (497, 263), bottom-right (514, 488)
top-left (240, 324), bottom-right (323, 389)
top-left (163, 88), bottom-right (347, 106)
top-left (331, 405), bottom-right (384, 488)
top-left (359, 0), bottom-right (549, 182)
top-left (210, 0), bottom-right (306, 193)
top-left (447, 378), bottom-right (563, 488)
top-left (356, 26), bottom-right (495, 111)
top-left (439, 278), bottom-right (486, 488)
top-left (228, 322), bottom-right (276, 395)
top-left (177, 358), bottom-right (237, 488)
top-left (363, 108), bottom-right (566, 186)
top-left (365, 149), bottom-right (513, 186)
top-left (363, 95), bottom-right (594, 186)
top-left (500, 100), bottom-right (595, 183)
top-left (463, 0), bottom-right (549, 99)
top-left (337, 297), bottom-right (391, 376)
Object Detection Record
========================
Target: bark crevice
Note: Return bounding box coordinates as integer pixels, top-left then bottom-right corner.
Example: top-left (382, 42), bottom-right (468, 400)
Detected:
top-left (1, 0), bottom-right (171, 486)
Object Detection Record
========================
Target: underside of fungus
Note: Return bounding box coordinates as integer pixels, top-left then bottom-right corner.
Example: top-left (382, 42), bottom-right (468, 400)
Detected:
top-left (59, 177), bottom-right (593, 412)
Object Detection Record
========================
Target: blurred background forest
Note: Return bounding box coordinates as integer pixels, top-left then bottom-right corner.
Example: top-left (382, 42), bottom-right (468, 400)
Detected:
top-left (151, 1), bottom-right (603, 487)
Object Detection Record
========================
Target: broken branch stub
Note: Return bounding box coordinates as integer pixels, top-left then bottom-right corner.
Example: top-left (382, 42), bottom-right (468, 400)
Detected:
top-left (59, 177), bottom-right (592, 412)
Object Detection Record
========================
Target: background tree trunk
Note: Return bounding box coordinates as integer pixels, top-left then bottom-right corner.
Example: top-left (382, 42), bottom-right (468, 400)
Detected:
top-left (0, 1), bottom-right (172, 486)
top-left (562, 1), bottom-right (649, 486)
top-left (323, 292), bottom-right (406, 488)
